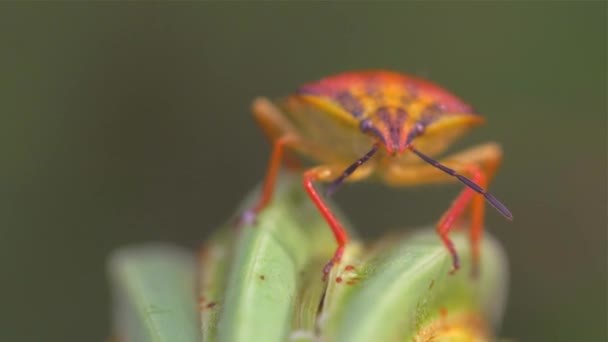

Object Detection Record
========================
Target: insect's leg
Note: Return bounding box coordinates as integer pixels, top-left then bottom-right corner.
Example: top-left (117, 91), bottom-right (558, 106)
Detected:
top-left (239, 134), bottom-right (299, 225)
top-left (303, 164), bottom-right (373, 280)
top-left (383, 142), bottom-right (502, 275)
top-left (436, 164), bottom-right (485, 274)
top-left (252, 97), bottom-right (301, 170)
top-left (469, 165), bottom-right (487, 276)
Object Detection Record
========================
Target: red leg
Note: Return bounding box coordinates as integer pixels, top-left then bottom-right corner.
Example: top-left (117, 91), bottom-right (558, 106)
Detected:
top-left (436, 164), bottom-right (486, 275)
top-left (239, 135), bottom-right (296, 225)
top-left (303, 168), bottom-right (349, 281)
top-left (469, 166), bottom-right (487, 277)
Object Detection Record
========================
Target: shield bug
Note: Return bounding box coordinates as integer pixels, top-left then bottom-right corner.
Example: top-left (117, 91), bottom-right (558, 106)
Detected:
top-left (239, 70), bottom-right (512, 279)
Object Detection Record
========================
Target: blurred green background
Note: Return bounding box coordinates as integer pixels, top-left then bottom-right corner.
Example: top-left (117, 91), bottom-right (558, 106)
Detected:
top-left (1, 3), bottom-right (605, 341)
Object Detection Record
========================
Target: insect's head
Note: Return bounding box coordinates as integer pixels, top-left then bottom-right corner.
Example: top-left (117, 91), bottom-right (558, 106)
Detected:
top-left (359, 106), bottom-right (482, 157)
top-left (358, 107), bottom-right (430, 156)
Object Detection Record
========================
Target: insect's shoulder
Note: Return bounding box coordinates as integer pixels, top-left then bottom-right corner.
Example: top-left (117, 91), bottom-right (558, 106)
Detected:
top-left (285, 71), bottom-right (398, 124)
top-left (403, 74), bottom-right (476, 115)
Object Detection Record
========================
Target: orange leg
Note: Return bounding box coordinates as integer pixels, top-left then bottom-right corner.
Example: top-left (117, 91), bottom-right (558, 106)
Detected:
top-left (437, 164), bottom-right (486, 275)
top-left (252, 99), bottom-right (301, 171)
top-left (239, 135), bottom-right (298, 225)
top-left (301, 164), bottom-right (373, 280)
top-left (303, 169), bottom-right (349, 281)
top-left (383, 142), bottom-right (503, 275)
top-left (470, 167), bottom-right (487, 276)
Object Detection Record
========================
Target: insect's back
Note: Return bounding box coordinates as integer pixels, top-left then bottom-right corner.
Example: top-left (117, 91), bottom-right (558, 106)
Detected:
top-left (278, 71), bottom-right (483, 165)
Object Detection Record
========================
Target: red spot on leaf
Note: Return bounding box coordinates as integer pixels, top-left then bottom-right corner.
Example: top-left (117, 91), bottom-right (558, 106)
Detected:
top-left (206, 302), bottom-right (216, 309)
top-left (344, 265), bottom-right (355, 272)
top-left (336, 276), bottom-right (343, 283)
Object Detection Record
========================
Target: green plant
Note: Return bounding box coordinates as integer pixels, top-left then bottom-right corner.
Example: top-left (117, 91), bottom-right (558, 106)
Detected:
top-left (108, 173), bottom-right (508, 341)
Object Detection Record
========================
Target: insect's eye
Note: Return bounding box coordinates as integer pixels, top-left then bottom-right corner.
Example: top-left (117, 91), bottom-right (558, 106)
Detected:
top-left (359, 119), bottom-right (373, 132)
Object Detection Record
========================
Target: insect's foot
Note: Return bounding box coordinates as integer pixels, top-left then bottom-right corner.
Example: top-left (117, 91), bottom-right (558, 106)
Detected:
top-left (322, 260), bottom-right (334, 282)
top-left (448, 256), bottom-right (460, 275)
top-left (322, 257), bottom-right (340, 281)
top-left (322, 246), bottom-right (345, 281)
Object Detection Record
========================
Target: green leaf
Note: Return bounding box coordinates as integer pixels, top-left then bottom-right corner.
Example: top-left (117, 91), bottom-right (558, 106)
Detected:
top-left (320, 231), bottom-right (508, 342)
top-left (212, 173), bottom-right (340, 342)
top-left (198, 229), bottom-right (234, 341)
top-left (108, 244), bottom-right (198, 342)
top-left (108, 172), bottom-right (509, 342)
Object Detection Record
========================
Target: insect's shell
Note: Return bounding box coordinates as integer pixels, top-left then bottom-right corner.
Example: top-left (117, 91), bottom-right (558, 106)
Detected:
top-left (278, 71), bottom-right (485, 164)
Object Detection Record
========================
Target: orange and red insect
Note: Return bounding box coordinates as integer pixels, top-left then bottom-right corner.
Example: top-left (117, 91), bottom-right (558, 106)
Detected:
top-left (240, 70), bottom-right (512, 279)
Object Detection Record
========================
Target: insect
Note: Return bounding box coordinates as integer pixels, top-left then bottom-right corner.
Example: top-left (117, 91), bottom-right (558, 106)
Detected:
top-left (239, 70), bottom-right (512, 279)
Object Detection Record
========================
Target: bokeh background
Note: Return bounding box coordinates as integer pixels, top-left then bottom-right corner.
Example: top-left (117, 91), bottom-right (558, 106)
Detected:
top-left (1, 3), bottom-right (605, 341)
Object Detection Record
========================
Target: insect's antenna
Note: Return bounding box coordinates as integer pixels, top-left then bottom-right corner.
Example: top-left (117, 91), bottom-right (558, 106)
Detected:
top-left (408, 145), bottom-right (513, 220)
top-left (326, 143), bottom-right (381, 197)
